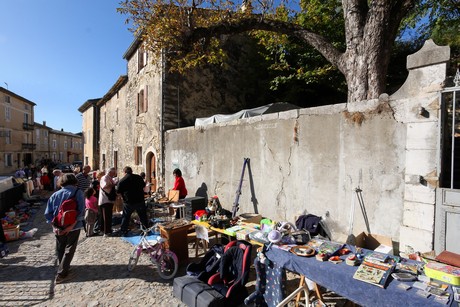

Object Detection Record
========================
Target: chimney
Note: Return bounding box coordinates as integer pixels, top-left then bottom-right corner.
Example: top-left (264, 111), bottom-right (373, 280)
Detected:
top-left (43, 121), bottom-right (46, 126)
top-left (61, 128), bottom-right (64, 132)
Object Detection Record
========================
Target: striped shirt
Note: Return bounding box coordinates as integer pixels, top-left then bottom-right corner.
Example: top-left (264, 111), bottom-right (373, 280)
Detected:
top-left (76, 172), bottom-right (91, 191)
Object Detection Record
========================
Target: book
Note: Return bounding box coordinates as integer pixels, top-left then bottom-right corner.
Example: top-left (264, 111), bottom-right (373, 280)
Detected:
top-left (396, 262), bottom-right (419, 275)
top-left (317, 241), bottom-right (343, 257)
top-left (365, 251), bottom-right (389, 263)
top-left (353, 259), bottom-right (394, 288)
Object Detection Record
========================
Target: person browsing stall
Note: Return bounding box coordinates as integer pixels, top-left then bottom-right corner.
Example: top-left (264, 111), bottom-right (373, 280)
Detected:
top-left (172, 168), bottom-right (187, 199)
top-left (116, 167), bottom-right (149, 236)
top-left (98, 167), bottom-right (117, 236)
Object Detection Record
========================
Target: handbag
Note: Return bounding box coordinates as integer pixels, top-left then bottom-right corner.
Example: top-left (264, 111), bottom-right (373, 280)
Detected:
top-left (103, 187), bottom-right (117, 201)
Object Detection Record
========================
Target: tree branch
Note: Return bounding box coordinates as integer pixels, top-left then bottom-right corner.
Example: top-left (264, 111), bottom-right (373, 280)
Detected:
top-left (186, 16), bottom-right (345, 72)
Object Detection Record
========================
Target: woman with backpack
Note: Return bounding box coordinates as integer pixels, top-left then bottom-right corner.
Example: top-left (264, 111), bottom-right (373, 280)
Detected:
top-left (44, 173), bottom-right (85, 284)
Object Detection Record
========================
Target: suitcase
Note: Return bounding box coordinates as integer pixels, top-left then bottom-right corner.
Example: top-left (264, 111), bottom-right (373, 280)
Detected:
top-left (173, 275), bottom-right (226, 307)
top-left (173, 275), bottom-right (202, 302)
top-left (196, 287), bottom-right (226, 307)
top-left (183, 281), bottom-right (213, 307)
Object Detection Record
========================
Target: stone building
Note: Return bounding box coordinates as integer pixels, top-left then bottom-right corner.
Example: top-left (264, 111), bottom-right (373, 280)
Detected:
top-left (80, 35), bottom-right (270, 189)
top-left (0, 87), bottom-right (83, 175)
top-left (0, 87), bottom-right (36, 175)
top-left (33, 121), bottom-right (83, 165)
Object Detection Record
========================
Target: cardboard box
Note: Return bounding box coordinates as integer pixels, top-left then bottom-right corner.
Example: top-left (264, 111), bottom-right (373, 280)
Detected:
top-left (4, 225), bottom-right (20, 241)
top-left (355, 232), bottom-right (393, 254)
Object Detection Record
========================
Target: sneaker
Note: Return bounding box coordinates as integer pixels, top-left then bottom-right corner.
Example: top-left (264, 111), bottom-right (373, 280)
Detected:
top-left (107, 230), bottom-right (128, 237)
top-left (55, 270), bottom-right (76, 284)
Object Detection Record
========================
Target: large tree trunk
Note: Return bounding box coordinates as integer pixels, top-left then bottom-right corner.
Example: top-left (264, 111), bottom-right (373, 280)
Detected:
top-left (339, 0), bottom-right (415, 103)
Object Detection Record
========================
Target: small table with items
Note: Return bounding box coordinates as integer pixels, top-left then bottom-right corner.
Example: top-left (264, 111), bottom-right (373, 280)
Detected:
top-left (264, 244), bottom-right (459, 307)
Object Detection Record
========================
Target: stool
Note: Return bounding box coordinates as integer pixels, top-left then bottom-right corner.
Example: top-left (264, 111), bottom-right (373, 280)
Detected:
top-left (187, 225), bottom-right (218, 257)
top-left (170, 203), bottom-right (186, 219)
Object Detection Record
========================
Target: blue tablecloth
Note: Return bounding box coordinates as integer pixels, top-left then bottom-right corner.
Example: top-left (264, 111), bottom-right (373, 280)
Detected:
top-left (265, 246), bottom-right (458, 307)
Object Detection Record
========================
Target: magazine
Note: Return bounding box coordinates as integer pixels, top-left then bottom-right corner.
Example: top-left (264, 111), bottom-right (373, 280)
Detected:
top-left (317, 241), bottom-right (343, 256)
top-left (353, 259), bottom-right (394, 288)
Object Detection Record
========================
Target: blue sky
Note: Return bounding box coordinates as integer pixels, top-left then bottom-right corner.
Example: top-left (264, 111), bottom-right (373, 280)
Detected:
top-left (0, 1), bottom-right (134, 133)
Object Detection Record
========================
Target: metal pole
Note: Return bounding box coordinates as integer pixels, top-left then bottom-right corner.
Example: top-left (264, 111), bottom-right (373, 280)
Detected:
top-left (451, 91), bottom-right (456, 189)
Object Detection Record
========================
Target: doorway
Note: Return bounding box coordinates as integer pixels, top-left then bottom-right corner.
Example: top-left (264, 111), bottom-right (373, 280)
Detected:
top-left (146, 152), bottom-right (157, 193)
top-left (435, 86), bottom-right (460, 253)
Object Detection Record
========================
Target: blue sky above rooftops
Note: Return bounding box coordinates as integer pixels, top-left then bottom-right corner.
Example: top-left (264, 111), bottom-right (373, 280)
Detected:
top-left (0, 0), bottom-right (134, 133)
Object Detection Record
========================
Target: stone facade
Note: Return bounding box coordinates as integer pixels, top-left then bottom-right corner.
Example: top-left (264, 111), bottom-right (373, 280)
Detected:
top-left (83, 35), bottom-right (273, 188)
top-left (34, 124), bottom-right (83, 165)
top-left (0, 87), bottom-right (36, 175)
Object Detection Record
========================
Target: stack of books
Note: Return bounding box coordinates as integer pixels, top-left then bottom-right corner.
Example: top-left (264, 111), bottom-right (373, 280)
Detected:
top-left (353, 252), bottom-right (394, 288)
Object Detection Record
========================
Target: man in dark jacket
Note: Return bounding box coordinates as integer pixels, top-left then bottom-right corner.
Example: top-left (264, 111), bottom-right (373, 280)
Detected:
top-left (116, 166), bottom-right (149, 236)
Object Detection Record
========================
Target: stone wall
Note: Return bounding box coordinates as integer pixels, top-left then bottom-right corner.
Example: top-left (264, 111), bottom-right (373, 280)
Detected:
top-left (164, 40), bottom-right (450, 252)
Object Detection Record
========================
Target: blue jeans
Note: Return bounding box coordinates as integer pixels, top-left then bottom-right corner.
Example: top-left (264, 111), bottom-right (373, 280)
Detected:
top-left (120, 201), bottom-right (149, 232)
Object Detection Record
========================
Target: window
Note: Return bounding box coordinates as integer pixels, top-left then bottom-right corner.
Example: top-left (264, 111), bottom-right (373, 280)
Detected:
top-left (4, 153), bottom-right (12, 167)
top-left (5, 131), bottom-right (11, 144)
top-left (137, 46), bottom-right (148, 72)
top-left (5, 106), bottom-right (10, 121)
top-left (104, 112), bottom-right (107, 128)
top-left (134, 146), bottom-right (142, 165)
top-left (52, 139), bottom-right (57, 149)
top-left (24, 113), bottom-right (29, 124)
top-left (116, 108), bottom-right (119, 124)
top-left (4, 96), bottom-right (10, 103)
top-left (137, 86), bottom-right (148, 115)
top-left (64, 141), bottom-right (67, 149)
top-left (25, 104), bottom-right (29, 110)
top-left (53, 153), bottom-right (57, 161)
top-left (59, 152), bottom-right (64, 162)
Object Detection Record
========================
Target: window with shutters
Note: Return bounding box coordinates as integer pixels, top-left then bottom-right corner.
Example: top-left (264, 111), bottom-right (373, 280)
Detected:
top-left (134, 146), bottom-right (142, 165)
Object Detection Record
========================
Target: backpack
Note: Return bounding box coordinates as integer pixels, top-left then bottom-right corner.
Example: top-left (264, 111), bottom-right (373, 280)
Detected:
top-left (52, 189), bottom-right (79, 230)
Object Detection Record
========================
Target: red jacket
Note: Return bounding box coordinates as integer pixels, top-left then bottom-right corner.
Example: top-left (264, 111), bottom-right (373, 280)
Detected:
top-left (173, 176), bottom-right (187, 199)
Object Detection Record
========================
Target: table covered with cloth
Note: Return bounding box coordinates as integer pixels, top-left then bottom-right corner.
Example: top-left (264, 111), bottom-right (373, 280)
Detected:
top-left (265, 246), bottom-right (458, 307)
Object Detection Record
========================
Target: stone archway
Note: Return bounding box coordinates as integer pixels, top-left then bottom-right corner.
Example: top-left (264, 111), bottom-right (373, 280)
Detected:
top-left (145, 151), bottom-right (157, 193)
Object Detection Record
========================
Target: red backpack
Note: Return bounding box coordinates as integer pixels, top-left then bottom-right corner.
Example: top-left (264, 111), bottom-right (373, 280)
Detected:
top-left (52, 189), bottom-right (79, 230)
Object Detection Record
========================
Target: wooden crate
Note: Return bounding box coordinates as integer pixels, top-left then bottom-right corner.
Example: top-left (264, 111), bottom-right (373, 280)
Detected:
top-left (159, 223), bottom-right (192, 264)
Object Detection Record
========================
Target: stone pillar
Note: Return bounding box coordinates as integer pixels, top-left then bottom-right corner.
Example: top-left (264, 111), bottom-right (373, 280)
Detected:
top-left (392, 40), bottom-right (450, 253)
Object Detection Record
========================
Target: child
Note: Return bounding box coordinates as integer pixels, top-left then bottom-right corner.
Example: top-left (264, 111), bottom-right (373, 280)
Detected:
top-left (84, 187), bottom-right (98, 237)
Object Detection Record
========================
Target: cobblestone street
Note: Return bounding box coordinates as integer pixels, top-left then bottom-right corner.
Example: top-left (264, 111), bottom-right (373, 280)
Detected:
top-left (0, 194), bottom-right (188, 307)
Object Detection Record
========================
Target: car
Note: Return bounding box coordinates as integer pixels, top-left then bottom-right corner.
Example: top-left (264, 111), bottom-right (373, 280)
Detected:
top-left (72, 161), bottom-right (83, 170)
top-left (55, 163), bottom-right (73, 173)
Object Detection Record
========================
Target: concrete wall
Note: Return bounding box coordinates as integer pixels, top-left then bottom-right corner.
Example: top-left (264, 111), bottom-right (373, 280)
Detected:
top-left (164, 40), bottom-right (450, 252)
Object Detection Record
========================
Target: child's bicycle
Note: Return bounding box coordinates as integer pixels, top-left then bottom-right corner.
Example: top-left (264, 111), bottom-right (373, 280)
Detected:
top-left (127, 223), bottom-right (179, 280)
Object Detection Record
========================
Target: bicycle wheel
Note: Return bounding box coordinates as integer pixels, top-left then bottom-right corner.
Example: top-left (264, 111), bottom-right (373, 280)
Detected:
top-left (156, 250), bottom-right (178, 279)
top-left (128, 247), bottom-right (141, 272)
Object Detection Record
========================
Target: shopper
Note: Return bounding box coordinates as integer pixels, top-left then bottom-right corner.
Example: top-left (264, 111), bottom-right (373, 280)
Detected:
top-left (44, 173), bottom-right (85, 284)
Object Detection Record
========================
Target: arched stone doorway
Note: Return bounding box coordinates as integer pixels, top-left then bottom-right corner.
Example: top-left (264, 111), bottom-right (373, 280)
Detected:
top-left (145, 152), bottom-right (157, 193)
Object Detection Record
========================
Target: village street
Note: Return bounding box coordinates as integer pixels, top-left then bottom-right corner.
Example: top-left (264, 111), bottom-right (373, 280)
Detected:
top-left (0, 193), bottom-right (189, 307)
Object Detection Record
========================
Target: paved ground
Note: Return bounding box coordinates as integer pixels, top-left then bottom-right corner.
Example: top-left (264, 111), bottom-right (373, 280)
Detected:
top-left (0, 192), bottom-right (349, 307)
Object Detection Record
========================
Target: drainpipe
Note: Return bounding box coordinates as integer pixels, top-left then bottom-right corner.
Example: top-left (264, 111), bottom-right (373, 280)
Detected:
top-left (160, 49), bottom-right (166, 189)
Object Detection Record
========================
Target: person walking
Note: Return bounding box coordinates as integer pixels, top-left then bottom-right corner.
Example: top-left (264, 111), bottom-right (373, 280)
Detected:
top-left (44, 173), bottom-right (85, 284)
top-left (84, 187), bottom-right (98, 237)
top-left (116, 166), bottom-right (149, 236)
top-left (98, 167), bottom-right (117, 236)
